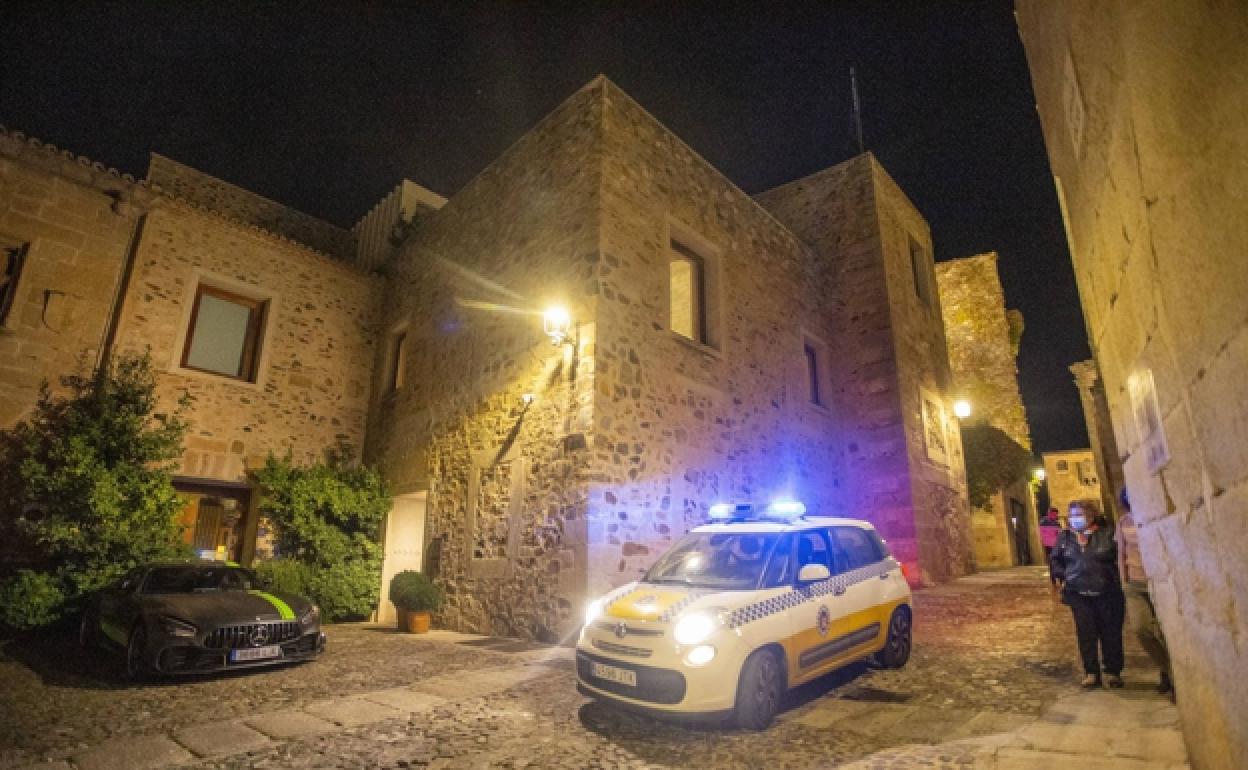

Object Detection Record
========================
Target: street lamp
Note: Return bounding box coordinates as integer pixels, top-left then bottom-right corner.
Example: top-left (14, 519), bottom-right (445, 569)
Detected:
top-left (1033, 467), bottom-right (1046, 482)
top-left (543, 306), bottom-right (573, 346)
top-left (953, 399), bottom-right (972, 419)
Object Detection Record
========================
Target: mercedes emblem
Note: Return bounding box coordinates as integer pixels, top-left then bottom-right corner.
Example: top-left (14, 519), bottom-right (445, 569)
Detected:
top-left (249, 625), bottom-right (271, 647)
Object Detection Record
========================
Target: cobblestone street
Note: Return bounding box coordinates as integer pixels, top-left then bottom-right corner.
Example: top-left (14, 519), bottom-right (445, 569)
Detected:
top-left (0, 568), bottom-right (1187, 769)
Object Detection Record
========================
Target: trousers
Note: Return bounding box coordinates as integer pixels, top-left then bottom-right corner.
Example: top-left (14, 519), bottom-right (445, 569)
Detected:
top-left (1067, 589), bottom-right (1125, 676)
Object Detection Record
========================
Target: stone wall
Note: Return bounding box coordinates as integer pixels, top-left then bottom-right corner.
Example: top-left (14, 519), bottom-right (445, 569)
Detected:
top-left (1070, 359), bottom-right (1124, 519)
top-left (757, 155), bottom-right (973, 584)
top-left (110, 202), bottom-right (382, 482)
top-left (148, 154), bottom-right (356, 260)
top-left (936, 253), bottom-right (1038, 566)
top-left (366, 80), bottom-right (605, 641)
top-left (1017, 4), bottom-right (1248, 761)
top-left (588, 80), bottom-right (844, 597)
top-left (0, 128), bottom-right (149, 428)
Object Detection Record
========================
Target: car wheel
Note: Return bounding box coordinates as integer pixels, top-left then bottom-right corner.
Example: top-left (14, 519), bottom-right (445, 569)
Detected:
top-left (78, 608), bottom-right (98, 649)
top-left (125, 624), bottom-right (149, 681)
top-left (878, 607), bottom-right (912, 669)
top-left (734, 647), bottom-right (784, 731)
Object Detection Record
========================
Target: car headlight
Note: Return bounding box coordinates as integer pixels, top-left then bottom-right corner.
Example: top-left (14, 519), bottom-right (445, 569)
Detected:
top-left (300, 605), bottom-right (320, 626)
top-left (159, 616), bottom-right (198, 638)
top-left (584, 599), bottom-right (605, 626)
top-left (673, 611), bottom-right (719, 645)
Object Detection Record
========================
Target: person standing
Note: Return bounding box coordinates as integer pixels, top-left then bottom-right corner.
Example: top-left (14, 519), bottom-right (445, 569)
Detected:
top-left (1040, 507), bottom-right (1062, 562)
top-left (1050, 500), bottom-right (1126, 688)
top-left (1115, 488), bottom-right (1174, 695)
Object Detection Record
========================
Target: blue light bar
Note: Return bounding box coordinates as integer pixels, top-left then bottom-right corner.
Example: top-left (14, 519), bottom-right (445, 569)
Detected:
top-left (764, 500), bottom-right (807, 518)
top-left (709, 502), bottom-right (755, 521)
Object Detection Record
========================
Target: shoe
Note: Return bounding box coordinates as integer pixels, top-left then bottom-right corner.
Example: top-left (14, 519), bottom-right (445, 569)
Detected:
top-left (1107, 674), bottom-right (1124, 688)
top-left (1081, 674), bottom-right (1102, 688)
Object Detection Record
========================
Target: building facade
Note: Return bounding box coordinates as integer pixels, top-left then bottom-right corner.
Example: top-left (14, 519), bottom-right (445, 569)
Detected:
top-left (1017, 3), bottom-right (1248, 765)
top-left (1, 76), bottom-right (975, 644)
top-left (936, 253), bottom-right (1040, 567)
top-left (1041, 449), bottom-right (1101, 522)
top-left (1069, 359), bottom-right (1125, 521)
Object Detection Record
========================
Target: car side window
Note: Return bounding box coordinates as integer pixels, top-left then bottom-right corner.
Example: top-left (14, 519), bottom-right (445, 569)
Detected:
top-left (834, 527), bottom-right (882, 569)
top-left (762, 535), bottom-right (795, 587)
top-left (117, 568), bottom-right (144, 592)
top-left (797, 530), bottom-right (834, 573)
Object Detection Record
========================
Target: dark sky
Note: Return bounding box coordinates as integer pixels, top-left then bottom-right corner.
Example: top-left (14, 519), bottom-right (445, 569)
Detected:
top-left (0, 0), bottom-right (1090, 453)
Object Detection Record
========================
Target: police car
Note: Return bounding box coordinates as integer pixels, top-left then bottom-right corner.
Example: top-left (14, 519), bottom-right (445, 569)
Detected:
top-left (575, 501), bottom-right (912, 729)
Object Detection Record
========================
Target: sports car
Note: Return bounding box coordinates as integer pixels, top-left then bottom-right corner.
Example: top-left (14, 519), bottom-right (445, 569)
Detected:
top-left (79, 561), bottom-right (326, 678)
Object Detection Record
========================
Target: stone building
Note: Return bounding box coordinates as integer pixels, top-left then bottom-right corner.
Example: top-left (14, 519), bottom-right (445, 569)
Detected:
top-left (1, 75), bottom-right (974, 643)
top-left (1017, 3), bottom-right (1248, 765)
top-left (1069, 359), bottom-right (1125, 520)
top-left (935, 253), bottom-right (1040, 567)
top-left (1040, 449), bottom-right (1101, 522)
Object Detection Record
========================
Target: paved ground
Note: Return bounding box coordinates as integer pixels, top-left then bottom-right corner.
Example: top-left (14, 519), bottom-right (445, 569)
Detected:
top-left (0, 567), bottom-right (1187, 769)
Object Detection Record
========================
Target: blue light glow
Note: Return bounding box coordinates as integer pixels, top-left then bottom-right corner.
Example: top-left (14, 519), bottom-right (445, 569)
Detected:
top-left (764, 500), bottom-right (807, 518)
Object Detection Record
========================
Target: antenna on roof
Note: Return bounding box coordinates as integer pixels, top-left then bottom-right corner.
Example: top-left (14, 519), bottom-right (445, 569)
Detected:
top-left (849, 66), bottom-right (865, 155)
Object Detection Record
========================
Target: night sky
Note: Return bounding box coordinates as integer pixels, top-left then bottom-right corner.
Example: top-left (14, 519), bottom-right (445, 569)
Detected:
top-left (0, 1), bottom-right (1090, 453)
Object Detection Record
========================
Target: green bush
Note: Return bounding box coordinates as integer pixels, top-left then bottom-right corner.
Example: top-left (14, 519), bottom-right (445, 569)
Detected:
top-left (251, 558), bottom-right (314, 597)
top-left (252, 444), bottom-right (389, 622)
top-left (389, 571), bottom-right (443, 613)
top-left (0, 571), bottom-right (65, 630)
top-left (961, 423), bottom-right (1036, 510)
top-left (0, 352), bottom-right (190, 629)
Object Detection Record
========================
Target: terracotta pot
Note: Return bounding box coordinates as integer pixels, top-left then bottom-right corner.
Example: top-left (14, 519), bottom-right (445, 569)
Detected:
top-left (400, 609), bottom-right (432, 634)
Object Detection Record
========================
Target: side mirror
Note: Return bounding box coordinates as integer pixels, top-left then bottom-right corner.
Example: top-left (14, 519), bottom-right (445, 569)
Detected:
top-left (798, 563), bottom-right (831, 583)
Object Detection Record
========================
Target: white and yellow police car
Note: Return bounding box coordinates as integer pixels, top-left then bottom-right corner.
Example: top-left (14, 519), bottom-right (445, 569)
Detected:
top-left (575, 501), bottom-right (912, 729)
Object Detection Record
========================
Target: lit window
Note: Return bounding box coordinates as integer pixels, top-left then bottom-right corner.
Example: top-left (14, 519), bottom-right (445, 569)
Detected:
top-left (181, 284), bottom-right (268, 381)
top-left (669, 240), bottom-right (707, 344)
top-left (387, 330), bottom-right (407, 393)
top-left (0, 238), bottom-right (28, 326)
top-left (909, 236), bottom-right (932, 307)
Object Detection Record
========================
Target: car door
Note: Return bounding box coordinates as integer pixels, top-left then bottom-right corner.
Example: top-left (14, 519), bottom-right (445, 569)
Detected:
top-left (98, 568), bottom-right (144, 646)
top-left (831, 526), bottom-right (890, 652)
top-left (785, 527), bottom-right (865, 684)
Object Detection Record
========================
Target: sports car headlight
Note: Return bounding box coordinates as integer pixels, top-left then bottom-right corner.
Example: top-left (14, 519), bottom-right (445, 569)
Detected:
top-left (300, 605), bottom-right (320, 626)
top-left (159, 616), bottom-right (198, 638)
top-left (584, 599), bottom-right (605, 626)
top-left (673, 612), bottom-right (719, 646)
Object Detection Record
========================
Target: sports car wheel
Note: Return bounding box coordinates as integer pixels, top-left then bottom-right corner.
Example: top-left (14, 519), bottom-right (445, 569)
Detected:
top-left (78, 608), bottom-right (98, 649)
top-left (125, 625), bottom-right (149, 681)
top-left (734, 647), bottom-right (784, 730)
top-left (878, 607), bottom-right (912, 669)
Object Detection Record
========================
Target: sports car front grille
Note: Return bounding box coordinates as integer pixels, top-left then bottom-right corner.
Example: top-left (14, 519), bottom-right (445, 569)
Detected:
top-left (593, 621), bottom-right (663, 637)
top-left (205, 621), bottom-right (301, 649)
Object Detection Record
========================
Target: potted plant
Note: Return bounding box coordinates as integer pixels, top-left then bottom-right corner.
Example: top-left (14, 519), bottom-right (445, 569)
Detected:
top-left (388, 571), bottom-right (442, 633)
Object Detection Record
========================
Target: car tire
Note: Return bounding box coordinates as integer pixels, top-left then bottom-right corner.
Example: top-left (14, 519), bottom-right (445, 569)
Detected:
top-left (78, 608), bottom-right (98, 650)
top-left (125, 624), bottom-right (149, 681)
top-left (878, 606), bottom-right (912, 669)
top-left (733, 647), bottom-right (784, 731)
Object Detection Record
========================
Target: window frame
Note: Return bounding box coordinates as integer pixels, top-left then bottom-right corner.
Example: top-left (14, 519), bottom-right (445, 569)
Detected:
top-left (386, 327), bottom-right (408, 394)
top-left (179, 283), bottom-right (270, 383)
top-left (908, 235), bottom-right (933, 309)
top-left (0, 238), bottom-right (29, 328)
top-left (669, 239), bottom-right (709, 345)
top-left (801, 332), bottom-right (829, 409)
top-left (664, 221), bottom-right (723, 354)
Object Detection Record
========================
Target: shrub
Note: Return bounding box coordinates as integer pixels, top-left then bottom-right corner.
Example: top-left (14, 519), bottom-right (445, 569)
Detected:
top-left (961, 423), bottom-right (1036, 510)
top-left (389, 571), bottom-right (443, 613)
top-left (251, 558), bottom-right (314, 597)
top-left (252, 444), bottom-right (389, 622)
top-left (0, 571), bottom-right (65, 630)
top-left (0, 352), bottom-right (190, 628)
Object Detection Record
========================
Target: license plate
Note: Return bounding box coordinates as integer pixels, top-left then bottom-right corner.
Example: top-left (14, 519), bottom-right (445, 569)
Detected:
top-left (230, 645), bottom-right (282, 662)
top-left (591, 662), bottom-right (637, 687)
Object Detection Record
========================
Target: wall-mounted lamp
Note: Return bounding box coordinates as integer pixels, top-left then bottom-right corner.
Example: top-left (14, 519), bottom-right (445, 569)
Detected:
top-left (543, 305), bottom-right (573, 347)
top-left (521, 393), bottom-right (535, 406)
top-left (1033, 467), bottom-right (1047, 482)
top-left (952, 399), bottom-right (972, 419)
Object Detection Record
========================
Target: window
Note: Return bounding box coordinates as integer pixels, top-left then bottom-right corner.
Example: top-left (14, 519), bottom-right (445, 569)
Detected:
top-left (803, 336), bottom-right (827, 407)
top-left (386, 329), bottom-right (407, 393)
top-left (909, 236), bottom-right (932, 307)
top-left (1056, 459), bottom-right (1070, 473)
top-left (181, 284), bottom-right (268, 381)
top-left (1077, 460), bottom-right (1097, 486)
top-left (762, 535), bottom-right (796, 587)
top-left (669, 239), bottom-right (707, 344)
top-left (0, 238), bottom-right (28, 326)
top-left (833, 527), bottom-right (882, 569)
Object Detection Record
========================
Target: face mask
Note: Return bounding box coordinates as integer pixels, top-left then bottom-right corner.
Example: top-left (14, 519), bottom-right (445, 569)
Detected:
top-left (1069, 515), bottom-right (1087, 531)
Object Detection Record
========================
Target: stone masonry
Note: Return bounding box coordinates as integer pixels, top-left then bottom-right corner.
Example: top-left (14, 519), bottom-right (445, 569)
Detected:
top-left (936, 253), bottom-right (1040, 567)
top-left (1070, 359), bottom-right (1125, 520)
top-left (1018, 3), bottom-right (1248, 763)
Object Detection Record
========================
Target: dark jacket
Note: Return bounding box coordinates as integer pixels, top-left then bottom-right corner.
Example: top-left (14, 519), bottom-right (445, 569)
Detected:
top-left (1050, 526), bottom-right (1120, 598)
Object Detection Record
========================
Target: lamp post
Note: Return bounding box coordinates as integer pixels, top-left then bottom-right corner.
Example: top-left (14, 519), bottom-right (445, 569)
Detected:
top-left (953, 399), bottom-right (972, 419)
top-left (542, 306), bottom-right (573, 347)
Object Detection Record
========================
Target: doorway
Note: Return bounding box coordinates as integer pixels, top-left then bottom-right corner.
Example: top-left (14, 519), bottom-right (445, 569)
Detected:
top-left (377, 492), bottom-right (427, 625)
top-left (1008, 497), bottom-right (1032, 565)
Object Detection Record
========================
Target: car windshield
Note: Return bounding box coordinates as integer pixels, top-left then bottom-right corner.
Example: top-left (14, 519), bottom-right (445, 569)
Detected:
top-left (643, 532), bottom-right (781, 590)
top-left (141, 566), bottom-right (258, 594)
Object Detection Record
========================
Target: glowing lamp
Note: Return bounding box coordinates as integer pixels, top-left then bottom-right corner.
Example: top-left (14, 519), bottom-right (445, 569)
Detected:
top-left (953, 399), bottom-right (972, 419)
top-left (708, 503), bottom-right (736, 520)
top-left (1033, 467), bottom-right (1047, 482)
top-left (764, 500), bottom-right (807, 518)
top-left (543, 306), bottom-right (573, 346)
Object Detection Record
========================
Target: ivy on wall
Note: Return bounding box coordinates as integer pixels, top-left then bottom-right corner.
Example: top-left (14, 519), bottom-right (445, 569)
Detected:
top-left (960, 423), bottom-right (1034, 510)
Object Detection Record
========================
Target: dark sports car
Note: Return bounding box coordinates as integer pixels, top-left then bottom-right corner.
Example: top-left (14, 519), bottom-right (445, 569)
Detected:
top-left (79, 561), bottom-right (326, 678)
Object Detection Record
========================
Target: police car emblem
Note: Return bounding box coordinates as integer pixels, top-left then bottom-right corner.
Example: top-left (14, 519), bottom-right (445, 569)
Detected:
top-left (816, 605), bottom-right (831, 637)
